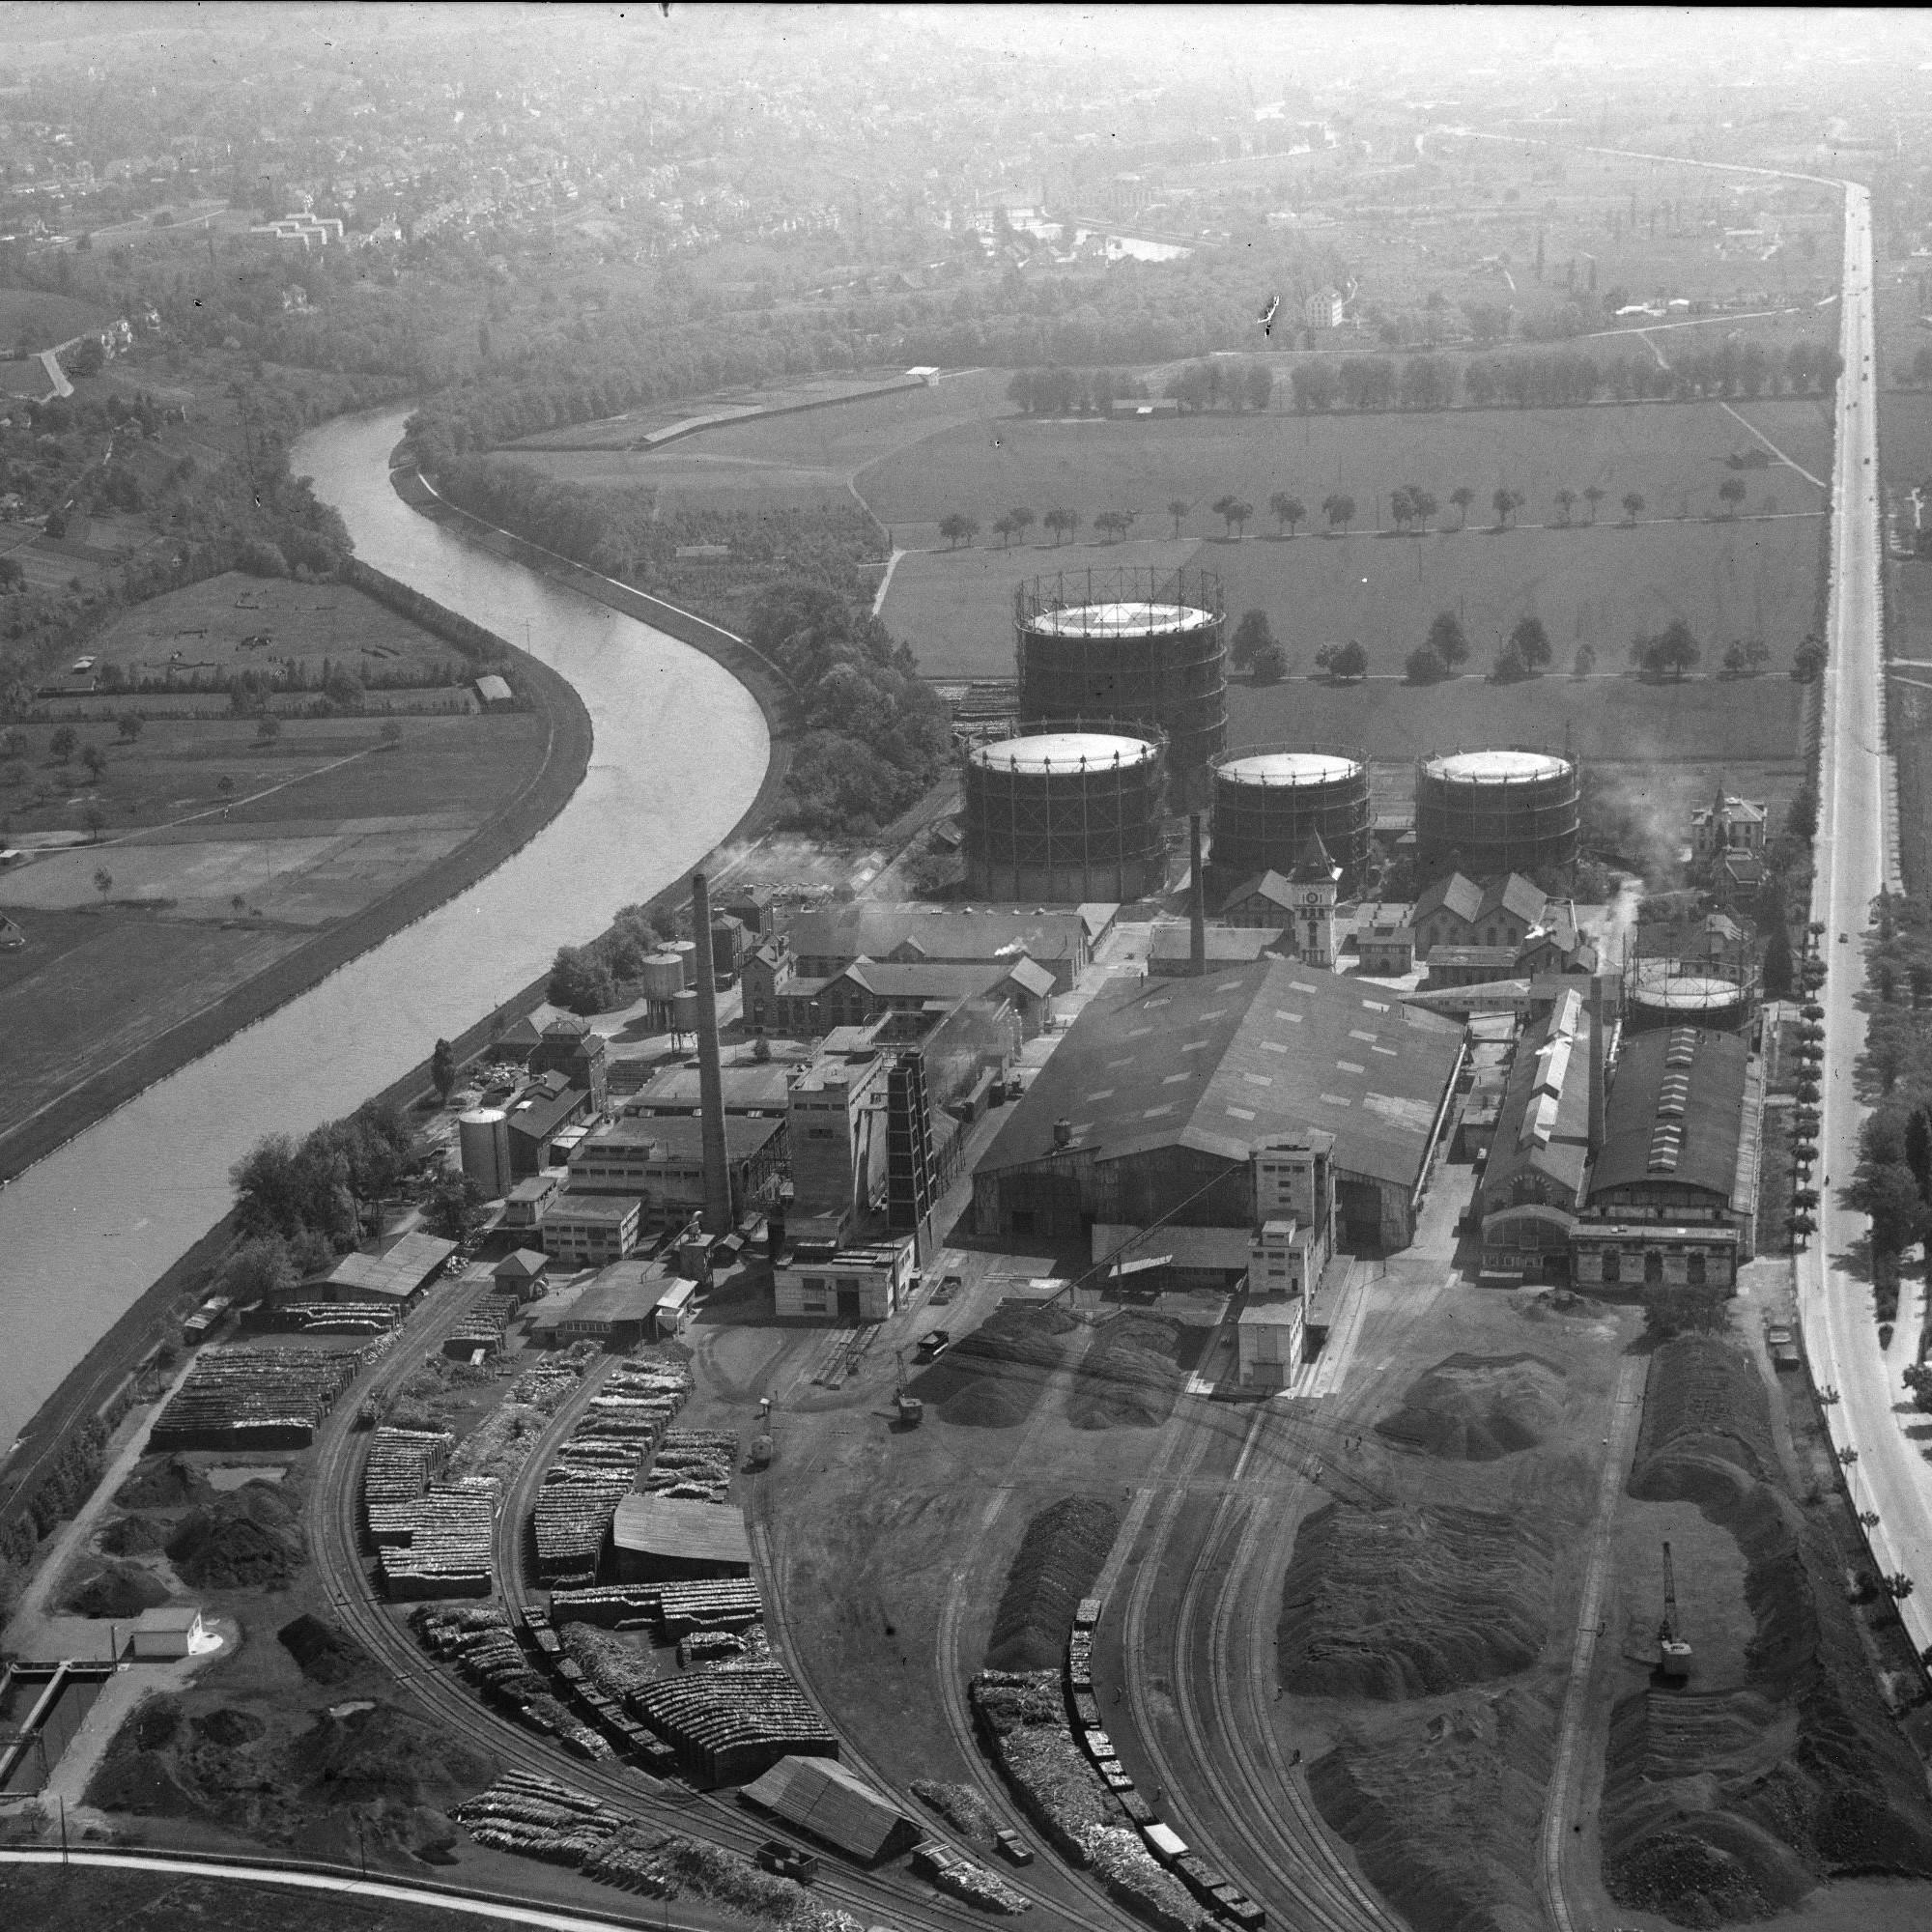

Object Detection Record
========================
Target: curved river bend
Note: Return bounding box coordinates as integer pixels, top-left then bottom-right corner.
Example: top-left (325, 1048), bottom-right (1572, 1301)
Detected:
top-left (0, 409), bottom-right (769, 1456)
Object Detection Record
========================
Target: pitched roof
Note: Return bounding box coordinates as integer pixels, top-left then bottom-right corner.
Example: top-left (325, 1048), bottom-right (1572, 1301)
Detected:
top-left (1479, 992), bottom-right (1594, 1212)
top-left (1477, 875), bottom-right (1548, 927)
top-left (838, 959), bottom-right (1009, 1002)
top-left (977, 958), bottom-right (1463, 1193)
top-left (493, 1248), bottom-right (550, 1281)
top-left (1588, 1026), bottom-right (1747, 1203)
top-left (1006, 957), bottom-right (1059, 999)
top-left (320, 1230), bottom-right (457, 1299)
top-left (1150, 923), bottom-right (1281, 962)
top-left (783, 904), bottom-right (1089, 963)
top-left (742, 1756), bottom-right (919, 1864)
top-left (1290, 832), bottom-right (1341, 886)
top-left (612, 1492), bottom-right (753, 1567)
top-left (1414, 873), bottom-right (1484, 923)
top-left (1220, 871), bottom-right (1295, 915)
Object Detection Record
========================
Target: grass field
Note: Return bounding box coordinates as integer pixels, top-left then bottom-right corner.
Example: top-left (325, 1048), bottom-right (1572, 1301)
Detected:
top-left (86, 571), bottom-right (484, 687)
top-left (0, 288), bottom-right (109, 351)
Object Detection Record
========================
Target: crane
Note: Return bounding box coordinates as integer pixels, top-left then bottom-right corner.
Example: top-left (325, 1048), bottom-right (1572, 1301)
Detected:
top-left (1658, 1540), bottom-right (1692, 1683)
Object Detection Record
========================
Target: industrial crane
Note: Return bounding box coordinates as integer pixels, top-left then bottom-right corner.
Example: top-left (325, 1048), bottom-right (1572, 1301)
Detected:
top-left (1658, 1540), bottom-right (1692, 1684)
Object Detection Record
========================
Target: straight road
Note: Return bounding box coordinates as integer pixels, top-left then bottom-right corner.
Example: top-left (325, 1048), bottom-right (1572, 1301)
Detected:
top-left (1802, 183), bottom-right (1932, 1649)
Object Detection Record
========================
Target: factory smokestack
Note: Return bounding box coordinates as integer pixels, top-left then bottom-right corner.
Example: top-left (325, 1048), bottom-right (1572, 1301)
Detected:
top-left (1188, 812), bottom-right (1206, 978)
top-left (690, 871), bottom-right (733, 1236)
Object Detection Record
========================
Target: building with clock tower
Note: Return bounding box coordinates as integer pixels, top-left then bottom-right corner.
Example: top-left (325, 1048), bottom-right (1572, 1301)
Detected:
top-left (1289, 832), bottom-right (1342, 967)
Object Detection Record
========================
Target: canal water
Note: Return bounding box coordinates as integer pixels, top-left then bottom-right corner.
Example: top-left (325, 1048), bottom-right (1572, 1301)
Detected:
top-left (0, 409), bottom-right (769, 1457)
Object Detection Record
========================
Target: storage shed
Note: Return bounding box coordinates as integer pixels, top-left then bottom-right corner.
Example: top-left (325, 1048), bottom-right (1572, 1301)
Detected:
top-left (741, 1755), bottom-right (922, 1865)
top-left (132, 1605), bottom-right (207, 1659)
top-left (612, 1492), bottom-right (753, 1583)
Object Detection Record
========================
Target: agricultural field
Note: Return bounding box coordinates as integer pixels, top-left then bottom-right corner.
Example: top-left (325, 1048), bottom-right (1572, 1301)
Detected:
top-left (78, 571), bottom-right (488, 691)
top-left (0, 287), bottom-right (111, 352)
top-left (1878, 353), bottom-right (1932, 895)
top-left (0, 707), bottom-right (545, 1142)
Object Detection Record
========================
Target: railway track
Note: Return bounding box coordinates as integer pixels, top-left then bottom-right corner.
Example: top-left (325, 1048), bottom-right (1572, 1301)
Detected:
top-left (1119, 1404), bottom-right (1401, 1932)
top-left (304, 1283), bottom-right (1060, 1932)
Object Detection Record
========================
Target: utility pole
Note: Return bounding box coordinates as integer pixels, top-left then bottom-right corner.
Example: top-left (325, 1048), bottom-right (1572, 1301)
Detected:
top-left (58, 1791), bottom-right (68, 1864)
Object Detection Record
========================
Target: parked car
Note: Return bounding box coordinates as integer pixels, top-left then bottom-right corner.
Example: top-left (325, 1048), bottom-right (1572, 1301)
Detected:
top-left (994, 1828), bottom-right (1034, 1865)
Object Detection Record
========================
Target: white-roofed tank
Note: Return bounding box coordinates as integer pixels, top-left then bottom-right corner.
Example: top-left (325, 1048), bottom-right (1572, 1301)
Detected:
top-left (1210, 743), bottom-right (1372, 889)
top-left (1414, 745), bottom-right (1579, 878)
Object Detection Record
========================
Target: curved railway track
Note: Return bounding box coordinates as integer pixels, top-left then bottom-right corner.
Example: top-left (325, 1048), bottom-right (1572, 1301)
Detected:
top-left (1119, 1403), bottom-right (1402, 1932)
top-left (303, 1285), bottom-right (1079, 1932)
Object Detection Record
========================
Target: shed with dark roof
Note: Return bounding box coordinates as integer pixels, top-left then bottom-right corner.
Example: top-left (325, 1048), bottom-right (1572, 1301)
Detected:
top-left (612, 1492), bottom-right (753, 1581)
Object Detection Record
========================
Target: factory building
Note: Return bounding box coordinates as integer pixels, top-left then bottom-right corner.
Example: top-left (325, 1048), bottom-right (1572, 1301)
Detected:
top-left (1014, 568), bottom-right (1225, 806)
top-left (772, 1235), bottom-right (917, 1322)
top-left (539, 1194), bottom-right (642, 1267)
top-left (1478, 985), bottom-right (1761, 1287)
top-left (526, 1017), bottom-right (610, 1113)
top-left (972, 958), bottom-right (1464, 1256)
top-left (296, 1231), bottom-right (457, 1312)
top-left (564, 1115), bottom-right (786, 1231)
top-left (776, 904), bottom-right (1103, 993)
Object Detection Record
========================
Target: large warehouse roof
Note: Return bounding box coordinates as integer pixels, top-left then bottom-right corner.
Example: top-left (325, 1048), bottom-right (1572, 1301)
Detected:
top-left (977, 959), bottom-right (1463, 1192)
top-left (783, 904), bottom-right (1097, 964)
top-left (742, 1755), bottom-right (919, 1864)
top-left (1589, 1026), bottom-right (1748, 1203)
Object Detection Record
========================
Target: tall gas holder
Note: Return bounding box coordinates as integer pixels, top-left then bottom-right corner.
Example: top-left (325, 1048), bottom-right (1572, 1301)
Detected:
top-left (1210, 744), bottom-right (1372, 889)
top-left (963, 724), bottom-right (1167, 904)
top-left (1414, 746), bottom-right (1580, 880)
top-left (1014, 566), bottom-right (1225, 807)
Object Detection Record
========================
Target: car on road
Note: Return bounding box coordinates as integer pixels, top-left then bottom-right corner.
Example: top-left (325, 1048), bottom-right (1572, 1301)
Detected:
top-left (994, 1828), bottom-right (1034, 1865)
top-left (915, 1327), bottom-right (952, 1361)
top-left (1839, 932), bottom-right (1848, 944)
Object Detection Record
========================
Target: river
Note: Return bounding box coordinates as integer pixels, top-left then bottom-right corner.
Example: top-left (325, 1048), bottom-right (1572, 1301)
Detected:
top-left (0, 408), bottom-right (769, 1458)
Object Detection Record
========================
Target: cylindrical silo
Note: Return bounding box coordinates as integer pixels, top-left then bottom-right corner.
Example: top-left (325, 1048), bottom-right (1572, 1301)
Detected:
top-left (1414, 746), bottom-right (1580, 879)
top-left (639, 954), bottom-right (685, 1003)
top-left (1626, 962), bottom-right (1751, 1036)
top-left (669, 987), bottom-right (699, 1037)
top-left (1210, 744), bottom-right (1372, 887)
top-left (1014, 566), bottom-right (1224, 807)
top-left (667, 939), bottom-right (697, 987)
top-left (457, 1107), bottom-right (510, 1200)
top-left (963, 724), bottom-right (1167, 903)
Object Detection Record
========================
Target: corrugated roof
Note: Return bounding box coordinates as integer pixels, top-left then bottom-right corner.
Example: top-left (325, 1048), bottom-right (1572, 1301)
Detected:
top-left (977, 959), bottom-right (1463, 1193)
top-left (1479, 999), bottom-right (1594, 1211)
top-left (784, 905), bottom-right (1089, 963)
top-left (612, 1492), bottom-right (753, 1567)
top-left (742, 1755), bottom-right (917, 1863)
top-left (321, 1231), bottom-right (456, 1300)
top-left (1588, 1027), bottom-right (1747, 1202)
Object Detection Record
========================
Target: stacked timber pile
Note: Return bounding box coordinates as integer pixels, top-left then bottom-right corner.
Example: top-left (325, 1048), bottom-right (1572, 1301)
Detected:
top-left (661, 1580), bottom-right (762, 1635)
top-left (255, 1301), bottom-right (403, 1336)
top-left (453, 1770), bottom-right (857, 1923)
top-left (363, 1426), bottom-right (454, 1543)
top-left (546, 1583), bottom-right (667, 1628)
top-left (151, 1347), bottom-right (359, 1451)
top-left (411, 1604), bottom-right (603, 1757)
top-left (380, 1477), bottom-right (498, 1598)
top-left (444, 1293), bottom-right (520, 1360)
top-left (639, 1429), bottom-right (738, 1503)
top-left (533, 1358), bottom-right (692, 1585)
top-left (626, 1661), bottom-right (838, 1786)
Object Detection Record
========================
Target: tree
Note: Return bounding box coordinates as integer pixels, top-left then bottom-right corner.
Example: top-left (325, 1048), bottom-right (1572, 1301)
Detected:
top-left (1212, 494), bottom-right (1240, 536)
top-left (117, 713), bottom-right (143, 743)
top-left (1251, 642), bottom-right (1288, 683)
top-left (1508, 615), bottom-right (1552, 673)
top-left (992, 514), bottom-right (1017, 548)
top-left (1406, 645), bottom-right (1450, 685)
top-left (1231, 610), bottom-right (1276, 674)
top-left (1850, 1161), bottom-right (1927, 1258)
top-left (81, 742), bottom-right (106, 780)
top-left (549, 944), bottom-right (615, 1015)
top-left (1554, 488), bottom-right (1577, 526)
top-left (1785, 783), bottom-right (1818, 842)
top-left (1583, 485), bottom-right (1605, 524)
top-left (1009, 507), bottom-right (1036, 546)
top-left (82, 801), bottom-right (106, 841)
top-left (1229, 500), bottom-right (1253, 539)
top-left (1908, 1107), bottom-right (1932, 1201)
top-left (210, 1235), bottom-right (299, 1306)
top-left (1718, 476), bottom-right (1747, 518)
top-left (1043, 508), bottom-right (1077, 545)
top-left (938, 513), bottom-right (978, 550)
top-left (50, 724), bottom-right (75, 762)
top-left (1243, 361), bottom-right (1274, 412)
top-left (1573, 643), bottom-right (1598, 677)
top-left (1492, 487), bottom-right (1523, 526)
top-left (1792, 634), bottom-right (1828, 682)
top-left (256, 713), bottom-right (282, 745)
top-left (1426, 611), bottom-right (1471, 668)
top-left (381, 720), bottom-right (404, 745)
top-left (431, 1037), bottom-right (459, 1105)
top-left (217, 775), bottom-right (236, 798)
top-left (1449, 485), bottom-right (1476, 527)
top-left (1632, 618), bottom-right (1700, 681)
top-left (1642, 1280), bottom-right (1730, 1339)
top-left (1905, 1362), bottom-right (1932, 1414)
top-left (1328, 640), bottom-right (1368, 682)
top-left (1269, 492), bottom-right (1300, 536)
top-left (1094, 511), bottom-right (1122, 542)
top-left (1621, 491), bottom-right (1645, 524)
top-left (1406, 487), bottom-right (1438, 528)
top-left (422, 1173), bottom-right (487, 1241)
top-left (43, 507), bottom-right (67, 540)
top-left (1762, 916), bottom-right (1793, 998)
top-left (1321, 493), bottom-right (1355, 533)
top-left (1167, 498), bottom-right (1188, 538)
top-left (93, 866), bottom-right (111, 899)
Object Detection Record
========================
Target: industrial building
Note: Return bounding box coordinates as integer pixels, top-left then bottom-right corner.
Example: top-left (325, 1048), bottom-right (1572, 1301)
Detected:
top-left (547, 1261), bottom-right (673, 1348)
top-left (526, 1017), bottom-right (610, 1112)
top-left (503, 1172), bottom-right (560, 1231)
top-left (611, 1492), bottom-right (753, 1583)
top-left (963, 726), bottom-right (1168, 904)
top-left (132, 1605), bottom-right (208, 1660)
top-left (297, 1231), bottom-right (457, 1311)
top-left (972, 958), bottom-right (1464, 1255)
top-left (772, 1234), bottom-right (916, 1322)
top-left (765, 955), bottom-right (1055, 1040)
top-left (626, 1059), bottom-right (797, 1119)
top-left (1414, 748), bottom-right (1580, 881)
top-left (539, 1194), bottom-right (642, 1267)
top-left (1209, 746), bottom-right (1372, 892)
top-left (775, 904), bottom-right (1104, 993)
top-left (492, 1249), bottom-right (551, 1301)
top-left (564, 1115), bottom-right (786, 1230)
top-left (1477, 985), bottom-right (1761, 1287)
top-left (1411, 873), bottom-right (1548, 958)
top-left (1014, 567), bottom-right (1226, 804)
top-left (505, 1078), bottom-right (595, 1179)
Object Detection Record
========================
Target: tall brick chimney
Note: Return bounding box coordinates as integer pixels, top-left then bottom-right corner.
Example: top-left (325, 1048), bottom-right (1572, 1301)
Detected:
top-left (1188, 812), bottom-right (1206, 977)
top-left (691, 871), bottom-right (734, 1236)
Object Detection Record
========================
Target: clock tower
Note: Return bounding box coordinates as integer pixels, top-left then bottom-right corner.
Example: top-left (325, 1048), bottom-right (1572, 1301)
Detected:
top-left (1289, 831), bottom-right (1342, 967)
